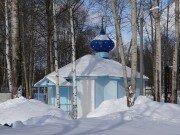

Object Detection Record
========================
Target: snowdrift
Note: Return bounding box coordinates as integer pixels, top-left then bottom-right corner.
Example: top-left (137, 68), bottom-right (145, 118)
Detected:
top-left (87, 96), bottom-right (180, 123)
top-left (0, 97), bottom-right (70, 125)
top-left (87, 96), bottom-right (129, 117)
top-left (1, 96), bottom-right (180, 135)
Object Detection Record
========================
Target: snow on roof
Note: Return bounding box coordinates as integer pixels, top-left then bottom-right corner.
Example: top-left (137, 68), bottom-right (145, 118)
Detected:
top-left (46, 75), bottom-right (71, 86)
top-left (34, 75), bottom-right (71, 87)
top-left (48, 54), bottom-right (148, 79)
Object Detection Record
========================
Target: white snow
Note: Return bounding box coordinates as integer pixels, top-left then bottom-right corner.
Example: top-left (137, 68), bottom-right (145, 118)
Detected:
top-left (34, 75), bottom-right (71, 87)
top-left (88, 96), bottom-right (180, 123)
top-left (48, 54), bottom-right (148, 79)
top-left (149, 6), bottom-right (159, 11)
top-left (35, 55), bottom-right (148, 87)
top-left (94, 34), bottom-right (110, 40)
top-left (12, 121), bottom-right (25, 128)
top-left (1, 96), bottom-right (180, 135)
top-left (87, 96), bottom-right (129, 118)
top-left (0, 97), bottom-right (70, 125)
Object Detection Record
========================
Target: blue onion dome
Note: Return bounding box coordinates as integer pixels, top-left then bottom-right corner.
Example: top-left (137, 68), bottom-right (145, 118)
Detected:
top-left (90, 28), bottom-right (115, 53)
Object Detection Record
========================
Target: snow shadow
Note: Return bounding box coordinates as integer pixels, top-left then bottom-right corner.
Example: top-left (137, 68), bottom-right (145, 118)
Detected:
top-left (54, 112), bottom-right (132, 135)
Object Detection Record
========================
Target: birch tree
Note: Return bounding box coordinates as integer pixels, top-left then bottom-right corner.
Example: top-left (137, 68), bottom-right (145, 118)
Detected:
top-left (152, 0), bottom-right (161, 102)
top-left (5, 0), bottom-right (13, 92)
top-left (11, 0), bottom-right (19, 97)
top-left (172, 0), bottom-right (179, 104)
top-left (53, 0), bottom-right (60, 108)
top-left (70, 7), bottom-right (77, 119)
top-left (129, 0), bottom-right (137, 107)
top-left (111, 0), bottom-right (129, 105)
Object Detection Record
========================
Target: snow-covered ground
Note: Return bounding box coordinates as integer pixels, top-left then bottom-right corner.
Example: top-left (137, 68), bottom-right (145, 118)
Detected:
top-left (1, 96), bottom-right (180, 135)
top-left (0, 97), bottom-right (70, 125)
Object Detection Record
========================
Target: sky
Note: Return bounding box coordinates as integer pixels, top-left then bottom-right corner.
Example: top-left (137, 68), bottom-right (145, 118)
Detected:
top-left (83, 0), bottom-right (132, 46)
top-left (83, 0), bottom-right (175, 50)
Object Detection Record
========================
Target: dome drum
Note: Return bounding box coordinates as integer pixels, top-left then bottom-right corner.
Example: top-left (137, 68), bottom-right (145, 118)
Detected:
top-left (90, 28), bottom-right (115, 58)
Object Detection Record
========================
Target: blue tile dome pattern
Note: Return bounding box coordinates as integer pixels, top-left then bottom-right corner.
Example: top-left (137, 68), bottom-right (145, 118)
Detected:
top-left (90, 29), bottom-right (115, 52)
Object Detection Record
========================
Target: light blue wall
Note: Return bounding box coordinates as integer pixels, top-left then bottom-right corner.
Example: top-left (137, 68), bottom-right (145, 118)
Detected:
top-left (76, 80), bottom-right (83, 117)
top-left (104, 80), bottom-right (118, 100)
top-left (117, 79), bottom-right (126, 98)
top-left (95, 77), bottom-right (145, 108)
top-left (136, 79), bottom-right (140, 97)
top-left (117, 79), bottom-right (143, 98)
top-left (95, 78), bottom-right (104, 108)
top-left (60, 87), bottom-right (72, 114)
top-left (76, 79), bottom-right (94, 118)
top-left (95, 77), bottom-right (118, 108)
top-left (34, 93), bottom-right (47, 102)
top-left (35, 76), bottom-right (147, 117)
top-left (48, 86), bottom-right (55, 105)
top-left (46, 86), bottom-right (72, 114)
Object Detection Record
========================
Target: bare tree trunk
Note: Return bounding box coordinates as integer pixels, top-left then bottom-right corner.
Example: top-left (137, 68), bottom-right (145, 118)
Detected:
top-left (162, 0), bottom-right (170, 102)
top-left (11, 0), bottom-right (19, 97)
top-left (153, 0), bottom-right (161, 102)
top-left (32, 54), bottom-right (35, 88)
top-left (21, 29), bottom-right (29, 99)
top-left (70, 7), bottom-right (77, 119)
top-left (46, 0), bottom-right (54, 73)
top-left (53, 0), bottom-right (60, 108)
top-left (128, 0), bottom-right (138, 107)
top-left (30, 1), bottom-right (36, 99)
top-left (28, 35), bottom-right (33, 99)
top-left (111, 0), bottom-right (129, 103)
top-left (20, 11), bottom-right (29, 99)
top-left (22, 53), bottom-right (29, 98)
top-left (24, 69), bottom-right (29, 98)
top-left (5, 0), bottom-right (13, 92)
top-left (172, 0), bottom-right (179, 104)
top-left (3, 56), bottom-right (7, 87)
top-left (179, 0), bottom-right (180, 44)
top-left (140, 16), bottom-right (144, 96)
top-left (149, 0), bottom-right (156, 101)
